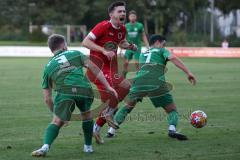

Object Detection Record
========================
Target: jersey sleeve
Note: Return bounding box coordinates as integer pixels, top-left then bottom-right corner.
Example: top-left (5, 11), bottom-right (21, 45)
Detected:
top-left (42, 66), bottom-right (51, 89)
top-left (162, 49), bottom-right (171, 60)
top-left (79, 52), bottom-right (88, 66)
top-left (71, 50), bottom-right (88, 67)
top-left (89, 22), bottom-right (106, 40)
top-left (138, 23), bottom-right (144, 33)
top-left (139, 23), bottom-right (144, 33)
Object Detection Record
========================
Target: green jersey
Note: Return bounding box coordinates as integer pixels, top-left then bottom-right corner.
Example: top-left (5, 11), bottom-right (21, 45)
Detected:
top-left (126, 22), bottom-right (144, 47)
top-left (128, 47), bottom-right (173, 105)
top-left (136, 47), bottom-right (171, 80)
top-left (42, 50), bottom-right (92, 91)
top-left (139, 47), bottom-right (171, 65)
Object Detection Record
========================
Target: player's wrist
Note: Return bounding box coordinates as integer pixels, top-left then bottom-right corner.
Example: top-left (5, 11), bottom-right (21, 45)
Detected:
top-left (128, 43), bottom-right (137, 51)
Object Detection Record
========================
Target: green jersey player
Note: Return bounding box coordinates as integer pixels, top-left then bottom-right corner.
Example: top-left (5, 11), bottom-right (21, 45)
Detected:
top-left (122, 10), bottom-right (149, 78)
top-left (109, 35), bottom-right (197, 140)
top-left (31, 34), bottom-right (117, 157)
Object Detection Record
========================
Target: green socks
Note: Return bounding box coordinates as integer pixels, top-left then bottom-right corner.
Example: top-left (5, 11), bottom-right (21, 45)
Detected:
top-left (114, 106), bottom-right (133, 125)
top-left (167, 110), bottom-right (179, 126)
top-left (44, 124), bottom-right (60, 145)
top-left (43, 120), bottom-right (93, 146)
top-left (82, 120), bottom-right (93, 145)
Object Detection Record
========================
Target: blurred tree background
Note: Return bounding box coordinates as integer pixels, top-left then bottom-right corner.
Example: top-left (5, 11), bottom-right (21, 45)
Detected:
top-left (0, 0), bottom-right (239, 46)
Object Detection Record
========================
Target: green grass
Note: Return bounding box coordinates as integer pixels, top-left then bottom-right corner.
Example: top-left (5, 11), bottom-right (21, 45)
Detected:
top-left (0, 57), bottom-right (240, 160)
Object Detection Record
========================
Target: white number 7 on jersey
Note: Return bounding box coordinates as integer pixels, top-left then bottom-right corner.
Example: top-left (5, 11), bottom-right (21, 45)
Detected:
top-left (144, 51), bottom-right (152, 63)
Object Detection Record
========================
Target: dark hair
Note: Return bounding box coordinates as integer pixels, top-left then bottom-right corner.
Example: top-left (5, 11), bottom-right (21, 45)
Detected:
top-left (129, 10), bottom-right (136, 15)
top-left (108, 1), bottom-right (126, 13)
top-left (47, 34), bottom-right (66, 52)
top-left (149, 35), bottom-right (166, 46)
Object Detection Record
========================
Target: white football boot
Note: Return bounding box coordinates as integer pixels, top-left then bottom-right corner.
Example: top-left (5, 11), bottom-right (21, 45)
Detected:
top-left (31, 144), bottom-right (49, 157)
top-left (83, 144), bottom-right (93, 153)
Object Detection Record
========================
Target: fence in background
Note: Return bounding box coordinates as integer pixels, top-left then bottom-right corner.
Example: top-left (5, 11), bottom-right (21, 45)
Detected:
top-left (0, 46), bottom-right (240, 58)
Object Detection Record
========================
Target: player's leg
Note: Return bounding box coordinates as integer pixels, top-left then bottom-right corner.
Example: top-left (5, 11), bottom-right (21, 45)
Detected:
top-left (106, 78), bottom-right (131, 137)
top-left (107, 81), bottom-right (145, 137)
top-left (93, 87), bottom-right (119, 144)
top-left (115, 100), bottom-right (136, 125)
top-left (107, 98), bottom-right (140, 138)
top-left (75, 96), bottom-right (94, 152)
top-left (164, 103), bottom-right (188, 140)
top-left (97, 76), bottom-right (131, 126)
top-left (108, 76), bottom-right (132, 124)
top-left (150, 93), bottom-right (188, 140)
top-left (106, 108), bottom-right (119, 137)
top-left (31, 115), bottom-right (65, 157)
top-left (94, 87), bottom-right (119, 125)
top-left (123, 50), bottom-right (133, 78)
top-left (32, 95), bottom-right (75, 156)
top-left (96, 77), bottom-right (131, 140)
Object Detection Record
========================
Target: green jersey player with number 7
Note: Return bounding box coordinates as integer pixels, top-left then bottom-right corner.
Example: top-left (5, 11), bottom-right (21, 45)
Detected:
top-left (108, 35), bottom-right (197, 140)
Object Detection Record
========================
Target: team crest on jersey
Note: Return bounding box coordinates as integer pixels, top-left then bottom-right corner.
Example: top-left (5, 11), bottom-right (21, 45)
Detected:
top-left (118, 32), bottom-right (123, 39)
top-left (103, 41), bottom-right (118, 51)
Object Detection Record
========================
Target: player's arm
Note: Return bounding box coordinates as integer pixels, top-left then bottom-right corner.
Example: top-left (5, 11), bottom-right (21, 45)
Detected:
top-left (43, 88), bottom-right (54, 112)
top-left (168, 54), bottom-right (196, 85)
top-left (82, 35), bottom-right (105, 54)
top-left (42, 68), bottom-right (54, 112)
top-left (119, 38), bottom-right (137, 51)
top-left (82, 35), bottom-right (115, 60)
top-left (83, 59), bottom-right (118, 98)
top-left (142, 32), bottom-right (149, 49)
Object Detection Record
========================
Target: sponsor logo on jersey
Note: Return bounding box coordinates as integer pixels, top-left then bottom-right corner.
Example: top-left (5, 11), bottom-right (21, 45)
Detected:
top-left (109, 32), bottom-right (114, 36)
top-left (128, 31), bottom-right (138, 38)
top-left (103, 41), bottom-right (118, 51)
top-left (118, 32), bottom-right (123, 39)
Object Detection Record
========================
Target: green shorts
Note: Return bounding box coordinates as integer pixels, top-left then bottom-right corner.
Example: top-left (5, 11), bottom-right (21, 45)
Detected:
top-left (127, 77), bottom-right (174, 108)
top-left (149, 93), bottom-right (174, 108)
top-left (124, 48), bottom-right (141, 61)
top-left (127, 90), bottom-right (174, 108)
top-left (54, 93), bottom-right (93, 121)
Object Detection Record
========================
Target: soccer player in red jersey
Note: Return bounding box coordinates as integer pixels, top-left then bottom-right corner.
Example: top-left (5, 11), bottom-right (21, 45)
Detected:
top-left (82, 1), bottom-right (137, 144)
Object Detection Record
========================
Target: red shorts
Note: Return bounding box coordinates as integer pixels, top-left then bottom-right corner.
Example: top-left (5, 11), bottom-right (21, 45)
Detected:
top-left (87, 70), bottom-right (130, 107)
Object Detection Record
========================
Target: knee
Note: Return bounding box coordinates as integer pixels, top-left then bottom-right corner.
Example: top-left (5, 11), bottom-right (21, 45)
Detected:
top-left (81, 111), bottom-right (93, 121)
top-left (52, 116), bottom-right (64, 127)
top-left (164, 103), bottom-right (177, 113)
top-left (109, 97), bottom-right (118, 108)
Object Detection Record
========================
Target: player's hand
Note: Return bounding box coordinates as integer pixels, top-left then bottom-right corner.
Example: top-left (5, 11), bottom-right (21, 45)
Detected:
top-left (106, 86), bottom-right (118, 99)
top-left (102, 49), bottom-right (115, 60)
top-left (187, 72), bottom-right (196, 85)
top-left (128, 43), bottom-right (138, 51)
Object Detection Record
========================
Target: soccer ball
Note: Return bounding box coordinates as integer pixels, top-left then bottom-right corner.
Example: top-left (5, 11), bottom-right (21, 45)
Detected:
top-left (190, 110), bottom-right (207, 128)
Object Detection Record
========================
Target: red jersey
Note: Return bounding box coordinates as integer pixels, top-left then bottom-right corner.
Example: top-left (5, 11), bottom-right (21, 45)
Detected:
top-left (87, 20), bottom-right (126, 78)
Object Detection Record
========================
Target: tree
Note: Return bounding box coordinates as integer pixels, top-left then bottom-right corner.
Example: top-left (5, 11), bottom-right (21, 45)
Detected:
top-left (215, 0), bottom-right (240, 14)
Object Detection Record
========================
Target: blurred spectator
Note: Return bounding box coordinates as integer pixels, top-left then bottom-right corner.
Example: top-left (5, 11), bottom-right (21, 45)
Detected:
top-left (221, 39), bottom-right (229, 48)
top-left (70, 28), bottom-right (77, 42)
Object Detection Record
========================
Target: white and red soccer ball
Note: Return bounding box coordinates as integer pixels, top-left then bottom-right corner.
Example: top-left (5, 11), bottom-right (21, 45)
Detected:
top-left (190, 110), bottom-right (207, 128)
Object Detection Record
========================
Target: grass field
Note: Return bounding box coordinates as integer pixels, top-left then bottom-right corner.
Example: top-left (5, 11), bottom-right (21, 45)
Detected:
top-left (0, 57), bottom-right (240, 160)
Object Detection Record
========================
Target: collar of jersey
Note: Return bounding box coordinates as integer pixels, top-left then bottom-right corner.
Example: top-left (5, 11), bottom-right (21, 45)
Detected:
top-left (54, 50), bottom-right (64, 56)
top-left (109, 20), bottom-right (120, 29)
